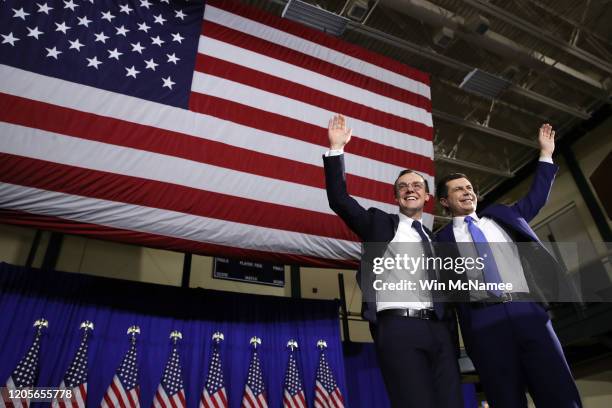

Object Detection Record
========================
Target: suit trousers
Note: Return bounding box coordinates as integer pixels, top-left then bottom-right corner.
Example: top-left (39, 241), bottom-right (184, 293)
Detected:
top-left (458, 301), bottom-right (582, 408)
top-left (370, 314), bottom-right (463, 408)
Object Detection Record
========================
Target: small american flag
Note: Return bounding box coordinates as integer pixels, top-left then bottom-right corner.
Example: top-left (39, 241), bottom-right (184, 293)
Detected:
top-left (51, 322), bottom-right (93, 408)
top-left (100, 332), bottom-right (140, 408)
top-left (282, 347), bottom-right (306, 408)
top-left (241, 350), bottom-right (267, 408)
top-left (152, 341), bottom-right (186, 408)
top-left (1, 319), bottom-right (47, 408)
top-left (200, 341), bottom-right (228, 408)
top-left (314, 351), bottom-right (344, 408)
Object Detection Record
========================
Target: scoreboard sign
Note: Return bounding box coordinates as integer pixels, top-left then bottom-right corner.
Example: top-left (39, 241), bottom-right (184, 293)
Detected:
top-left (212, 257), bottom-right (285, 287)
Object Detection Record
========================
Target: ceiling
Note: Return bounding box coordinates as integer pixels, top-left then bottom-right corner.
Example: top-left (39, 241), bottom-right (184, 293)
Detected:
top-left (240, 0), bottom-right (612, 228)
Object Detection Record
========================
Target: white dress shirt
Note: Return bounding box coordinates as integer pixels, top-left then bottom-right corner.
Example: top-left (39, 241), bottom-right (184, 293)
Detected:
top-left (376, 213), bottom-right (433, 311)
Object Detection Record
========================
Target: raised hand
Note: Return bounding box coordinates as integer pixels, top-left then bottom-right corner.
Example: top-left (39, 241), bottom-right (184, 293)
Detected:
top-left (538, 123), bottom-right (556, 158)
top-left (328, 114), bottom-right (352, 150)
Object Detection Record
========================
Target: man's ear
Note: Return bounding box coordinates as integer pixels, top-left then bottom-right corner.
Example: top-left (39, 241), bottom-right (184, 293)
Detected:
top-left (424, 193), bottom-right (431, 203)
top-left (439, 197), bottom-right (448, 209)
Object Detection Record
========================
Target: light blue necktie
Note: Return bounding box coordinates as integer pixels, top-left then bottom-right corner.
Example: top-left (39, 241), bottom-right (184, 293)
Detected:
top-left (465, 216), bottom-right (503, 297)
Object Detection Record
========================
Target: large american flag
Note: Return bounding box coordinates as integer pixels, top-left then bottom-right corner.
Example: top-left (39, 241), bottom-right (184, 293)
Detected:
top-left (241, 350), bottom-right (267, 408)
top-left (313, 351), bottom-right (344, 408)
top-left (0, 0), bottom-right (434, 267)
top-left (51, 325), bottom-right (92, 408)
top-left (1, 324), bottom-right (45, 408)
top-left (282, 349), bottom-right (306, 408)
top-left (200, 343), bottom-right (228, 408)
top-left (152, 344), bottom-right (186, 408)
top-left (100, 337), bottom-right (140, 408)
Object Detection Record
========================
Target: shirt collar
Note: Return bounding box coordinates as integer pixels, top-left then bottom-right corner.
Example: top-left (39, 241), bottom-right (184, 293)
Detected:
top-left (398, 212), bottom-right (421, 227)
top-left (452, 212), bottom-right (478, 228)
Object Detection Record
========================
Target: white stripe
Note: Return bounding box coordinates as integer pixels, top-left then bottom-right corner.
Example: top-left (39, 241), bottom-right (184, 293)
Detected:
top-left (170, 393), bottom-right (183, 408)
top-left (3, 378), bottom-right (25, 408)
top-left (330, 391), bottom-right (343, 408)
top-left (213, 390), bottom-right (225, 408)
top-left (204, 5), bottom-right (431, 98)
top-left (74, 385), bottom-right (86, 408)
top-left (153, 386), bottom-right (169, 408)
top-left (0, 122), bottom-right (401, 215)
top-left (111, 377), bottom-right (131, 408)
top-left (242, 392), bottom-right (254, 408)
top-left (103, 380), bottom-right (121, 408)
top-left (0, 182), bottom-right (362, 260)
top-left (283, 390), bottom-right (297, 408)
top-left (197, 36), bottom-right (432, 127)
top-left (191, 71), bottom-right (433, 156)
top-left (0, 64), bottom-right (433, 181)
top-left (128, 388), bottom-right (140, 408)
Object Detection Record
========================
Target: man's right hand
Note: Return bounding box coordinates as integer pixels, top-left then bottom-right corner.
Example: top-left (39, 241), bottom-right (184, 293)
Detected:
top-left (328, 114), bottom-right (352, 150)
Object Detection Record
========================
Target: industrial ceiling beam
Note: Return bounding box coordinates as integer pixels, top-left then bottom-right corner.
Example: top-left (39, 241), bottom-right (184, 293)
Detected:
top-left (435, 155), bottom-right (514, 178)
top-left (462, 0), bottom-right (612, 75)
top-left (432, 109), bottom-right (540, 149)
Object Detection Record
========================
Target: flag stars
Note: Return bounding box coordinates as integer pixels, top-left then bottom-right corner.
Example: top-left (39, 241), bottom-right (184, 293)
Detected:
top-left (151, 35), bottom-right (164, 46)
top-left (171, 33), bottom-right (184, 43)
top-left (46, 46), bottom-right (62, 59)
top-left (139, 0), bottom-right (152, 9)
top-left (101, 11), bottom-right (116, 22)
top-left (69, 39), bottom-right (85, 51)
top-left (162, 76), bottom-right (175, 89)
top-left (119, 4), bottom-right (133, 14)
top-left (115, 25), bottom-right (130, 36)
top-left (55, 22), bottom-right (71, 34)
top-left (144, 58), bottom-right (158, 70)
top-left (63, 0), bottom-right (78, 11)
top-left (94, 32), bottom-right (109, 43)
top-left (137, 22), bottom-right (151, 33)
top-left (166, 53), bottom-right (180, 64)
top-left (37, 3), bottom-right (53, 14)
top-left (13, 8), bottom-right (30, 20)
top-left (107, 48), bottom-right (123, 60)
top-left (26, 27), bottom-right (44, 40)
top-left (125, 66), bottom-right (140, 78)
top-left (77, 16), bottom-right (92, 27)
top-left (131, 42), bottom-right (145, 54)
top-left (153, 14), bottom-right (166, 25)
top-left (175, 10), bottom-right (186, 20)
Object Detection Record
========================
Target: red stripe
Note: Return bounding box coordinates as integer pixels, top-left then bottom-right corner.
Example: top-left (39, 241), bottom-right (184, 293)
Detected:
top-left (194, 52), bottom-right (432, 141)
top-left (0, 210), bottom-right (358, 268)
top-left (78, 384), bottom-right (87, 408)
top-left (177, 391), bottom-right (186, 408)
top-left (298, 392), bottom-right (306, 407)
top-left (168, 393), bottom-right (178, 408)
top-left (187, 93), bottom-right (434, 175)
top-left (103, 394), bottom-right (115, 408)
top-left (200, 21), bottom-right (432, 116)
top-left (0, 153), bottom-right (360, 242)
top-left (110, 381), bottom-right (127, 408)
top-left (205, 0), bottom-right (430, 86)
top-left (155, 392), bottom-right (168, 408)
top-left (218, 389), bottom-right (228, 408)
top-left (125, 387), bottom-right (138, 408)
top-left (0, 92), bottom-right (430, 203)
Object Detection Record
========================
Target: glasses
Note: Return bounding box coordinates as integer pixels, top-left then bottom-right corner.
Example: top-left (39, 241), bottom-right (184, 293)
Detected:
top-left (397, 182), bottom-right (425, 192)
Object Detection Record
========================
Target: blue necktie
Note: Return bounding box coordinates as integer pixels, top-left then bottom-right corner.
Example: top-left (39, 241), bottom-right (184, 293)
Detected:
top-left (464, 216), bottom-right (503, 297)
top-left (412, 221), bottom-right (444, 319)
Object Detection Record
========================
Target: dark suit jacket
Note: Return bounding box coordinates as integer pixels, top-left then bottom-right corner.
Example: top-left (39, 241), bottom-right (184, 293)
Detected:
top-left (435, 161), bottom-right (569, 303)
top-left (324, 154), bottom-right (435, 324)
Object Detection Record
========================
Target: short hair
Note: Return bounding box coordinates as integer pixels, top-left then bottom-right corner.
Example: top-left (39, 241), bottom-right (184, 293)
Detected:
top-left (393, 169), bottom-right (429, 197)
top-left (435, 173), bottom-right (470, 199)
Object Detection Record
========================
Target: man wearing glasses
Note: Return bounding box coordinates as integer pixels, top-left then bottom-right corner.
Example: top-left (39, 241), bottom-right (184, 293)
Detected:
top-left (323, 114), bottom-right (462, 408)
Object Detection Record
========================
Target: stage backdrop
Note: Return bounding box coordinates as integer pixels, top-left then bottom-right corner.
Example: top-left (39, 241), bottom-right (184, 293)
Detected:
top-left (0, 262), bottom-right (346, 407)
top-left (0, 0), bottom-right (434, 268)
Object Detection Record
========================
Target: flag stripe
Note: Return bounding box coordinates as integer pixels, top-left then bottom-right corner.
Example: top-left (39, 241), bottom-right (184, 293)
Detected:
top-left (200, 21), bottom-right (431, 114)
top-left (0, 122), bottom-right (414, 216)
top-left (190, 72), bottom-right (434, 160)
top-left (0, 65), bottom-right (433, 183)
top-left (193, 52), bottom-right (431, 144)
top-left (0, 66), bottom-right (433, 183)
top-left (0, 184), bottom-right (361, 258)
top-left (197, 29), bottom-right (432, 129)
top-left (204, 1), bottom-right (431, 91)
top-left (0, 94), bottom-right (430, 205)
top-left (188, 92), bottom-right (434, 175)
top-left (0, 209), bottom-right (359, 268)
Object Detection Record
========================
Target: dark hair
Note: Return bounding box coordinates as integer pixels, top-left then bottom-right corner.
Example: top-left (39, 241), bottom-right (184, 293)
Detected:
top-left (393, 169), bottom-right (429, 197)
top-left (435, 173), bottom-right (469, 199)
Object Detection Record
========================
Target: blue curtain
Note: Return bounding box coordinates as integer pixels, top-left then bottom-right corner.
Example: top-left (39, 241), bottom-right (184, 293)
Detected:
top-left (343, 343), bottom-right (478, 407)
top-left (0, 262), bottom-right (346, 407)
